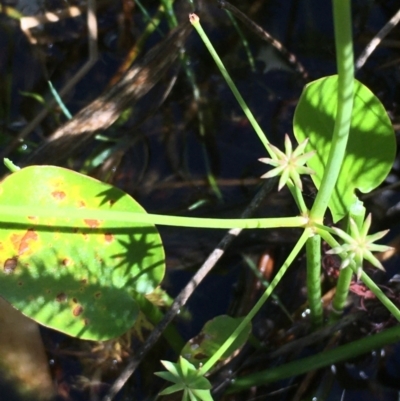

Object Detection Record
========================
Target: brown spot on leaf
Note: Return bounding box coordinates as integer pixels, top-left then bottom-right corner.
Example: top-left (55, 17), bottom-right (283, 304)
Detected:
top-left (18, 229), bottom-right (38, 255)
top-left (72, 298), bottom-right (78, 303)
top-left (73, 305), bottom-right (83, 316)
top-left (18, 282), bottom-right (23, 286)
top-left (28, 216), bottom-right (38, 222)
top-left (56, 292), bottom-right (67, 302)
top-left (84, 219), bottom-right (100, 228)
top-left (104, 233), bottom-right (113, 243)
top-left (84, 318), bottom-right (90, 326)
top-left (109, 199), bottom-right (116, 206)
top-left (4, 258), bottom-right (17, 274)
top-left (80, 279), bottom-right (87, 284)
top-left (11, 234), bottom-right (22, 251)
top-left (51, 191), bottom-right (66, 200)
top-left (77, 201), bottom-right (86, 208)
top-left (94, 292), bottom-right (101, 298)
top-left (61, 258), bottom-right (71, 267)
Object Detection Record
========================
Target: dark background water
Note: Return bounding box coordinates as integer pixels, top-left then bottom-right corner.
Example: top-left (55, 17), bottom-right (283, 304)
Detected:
top-left (1, 0), bottom-right (400, 400)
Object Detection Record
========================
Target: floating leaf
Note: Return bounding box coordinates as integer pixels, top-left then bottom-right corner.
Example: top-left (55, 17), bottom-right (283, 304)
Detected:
top-left (0, 166), bottom-right (165, 340)
top-left (181, 315), bottom-right (251, 368)
top-left (294, 75), bottom-right (396, 222)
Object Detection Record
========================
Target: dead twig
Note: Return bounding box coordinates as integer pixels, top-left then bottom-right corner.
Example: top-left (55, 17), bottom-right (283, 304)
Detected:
top-left (355, 7), bottom-right (400, 71)
top-left (1, 0), bottom-right (98, 159)
top-left (218, 0), bottom-right (308, 80)
top-left (102, 178), bottom-right (277, 401)
top-left (22, 21), bottom-right (192, 165)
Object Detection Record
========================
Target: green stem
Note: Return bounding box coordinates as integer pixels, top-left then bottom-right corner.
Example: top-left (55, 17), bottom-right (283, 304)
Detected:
top-left (310, 0), bottom-right (354, 220)
top-left (317, 226), bottom-right (400, 321)
top-left (0, 205), bottom-right (307, 230)
top-left (161, 5), bottom-right (223, 199)
top-left (306, 235), bottom-right (323, 327)
top-left (48, 81), bottom-right (72, 119)
top-left (189, 14), bottom-right (308, 214)
top-left (331, 203), bottom-right (366, 318)
top-left (242, 254), bottom-right (293, 323)
top-left (189, 14), bottom-right (271, 155)
top-left (228, 324), bottom-right (400, 393)
top-left (305, 0), bottom-right (354, 331)
top-left (183, 53), bottom-right (223, 200)
top-left (331, 267), bottom-right (352, 318)
top-left (198, 229), bottom-right (311, 376)
top-left (135, 0), bottom-right (165, 35)
top-left (160, 0), bottom-right (178, 26)
top-left (315, 225), bottom-right (340, 242)
top-left (359, 270), bottom-right (400, 322)
top-left (3, 158), bottom-right (20, 172)
top-left (286, 181), bottom-right (308, 215)
top-left (225, 10), bottom-right (256, 72)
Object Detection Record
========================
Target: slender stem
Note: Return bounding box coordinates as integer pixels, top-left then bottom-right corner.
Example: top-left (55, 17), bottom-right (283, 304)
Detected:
top-left (306, 235), bottom-right (323, 327)
top-left (331, 267), bottom-right (352, 318)
top-left (315, 225), bottom-right (341, 243)
top-left (183, 52), bottom-right (223, 199)
top-left (3, 158), bottom-right (20, 172)
top-left (135, 0), bottom-right (164, 35)
top-left (189, 14), bottom-right (308, 213)
top-left (0, 204), bottom-right (307, 229)
top-left (359, 270), bottom-right (400, 322)
top-left (317, 226), bottom-right (400, 321)
top-left (228, 324), bottom-right (400, 392)
top-left (47, 81), bottom-right (72, 119)
top-left (152, 3), bottom-right (223, 200)
top-left (189, 14), bottom-right (271, 155)
top-left (160, 0), bottom-right (178, 26)
top-left (286, 181), bottom-right (308, 215)
top-left (242, 254), bottom-right (293, 322)
top-left (225, 10), bottom-right (256, 72)
top-left (310, 0), bottom-right (354, 220)
top-left (103, 179), bottom-right (278, 401)
top-left (198, 229), bottom-right (311, 376)
top-left (331, 203), bottom-right (366, 318)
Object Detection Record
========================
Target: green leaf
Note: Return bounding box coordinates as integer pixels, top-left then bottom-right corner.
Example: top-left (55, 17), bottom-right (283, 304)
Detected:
top-left (0, 166), bottom-right (165, 340)
top-left (191, 389), bottom-right (214, 401)
top-left (181, 315), bottom-right (251, 368)
top-left (155, 357), bottom-right (213, 400)
top-left (155, 371), bottom-right (182, 384)
top-left (159, 360), bottom-right (182, 379)
top-left (19, 90), bottom-right (45, 105)
top-left (294, 75), bottom-right (396, 222)
top-left (158, 383), bottom-right (185, 395)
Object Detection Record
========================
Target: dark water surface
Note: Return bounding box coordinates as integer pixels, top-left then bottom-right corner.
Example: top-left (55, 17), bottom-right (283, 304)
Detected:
top-left (1, 0), bottom-right (400, 400)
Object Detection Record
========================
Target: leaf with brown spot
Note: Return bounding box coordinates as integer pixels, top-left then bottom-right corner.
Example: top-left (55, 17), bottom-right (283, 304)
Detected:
top-left (0, 166), bottom-right (165, 340)
top-left (51, 191), bottom-right (66, 200)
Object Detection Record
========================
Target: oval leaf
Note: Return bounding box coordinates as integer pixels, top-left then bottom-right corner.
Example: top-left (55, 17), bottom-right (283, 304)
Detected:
top-left (294, 75), bottom-right (396, 222)
top-left (0, 166), bottom-right (165, 340)
top-left (181, 315), bottom-right (251, 368)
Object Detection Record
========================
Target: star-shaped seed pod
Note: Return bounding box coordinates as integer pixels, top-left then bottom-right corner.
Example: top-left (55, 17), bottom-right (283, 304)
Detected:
top-left (326, 214), bottom-right (392, 278)
top-left (259, 134), bottom-right (315, 191)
